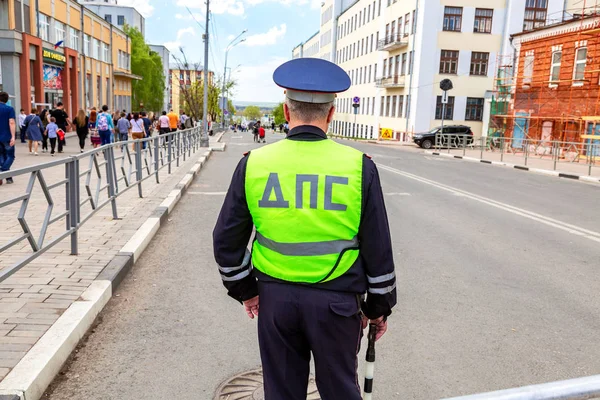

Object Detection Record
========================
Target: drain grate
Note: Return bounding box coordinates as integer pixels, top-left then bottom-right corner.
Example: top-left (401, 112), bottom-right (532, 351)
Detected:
top-left (215, 369), bottom-right (320, 400)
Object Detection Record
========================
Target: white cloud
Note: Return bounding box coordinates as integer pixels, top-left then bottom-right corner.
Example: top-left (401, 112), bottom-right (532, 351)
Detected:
top-left (163, 41), bottom-right (182, 53)
top-left (177, 27), bottom-right (196, 40)
top-left (176, 0), bottom-right (244, 16)
top-left (233, 57), bottom-right (287, 103)
top-left (117, 0), bottom-right (155, 18)
top-left (175, 12), bottom-right (204, 21)
top-left (243, 24), bottom-right (286, 47)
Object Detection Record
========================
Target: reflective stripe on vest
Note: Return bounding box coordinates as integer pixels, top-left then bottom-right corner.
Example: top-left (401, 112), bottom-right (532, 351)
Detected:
top-left (245, 138), bottom-right (363, 283)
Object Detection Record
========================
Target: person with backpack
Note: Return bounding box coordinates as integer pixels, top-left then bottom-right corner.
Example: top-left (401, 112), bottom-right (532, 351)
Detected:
top-left (50, 102), bottom-right (71, 153)
top-left (95, 105), bottom-right (115, 146)
top-left (89, 110), bottom-right (100, 148)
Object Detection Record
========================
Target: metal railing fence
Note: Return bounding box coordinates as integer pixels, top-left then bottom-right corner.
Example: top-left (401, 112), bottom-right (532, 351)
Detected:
top-left (433, 134), bottom-right (599, 176)
top-left (442, 373), bottom-right (600, 400)
top-left (0, 126), bottom-right (210, 282)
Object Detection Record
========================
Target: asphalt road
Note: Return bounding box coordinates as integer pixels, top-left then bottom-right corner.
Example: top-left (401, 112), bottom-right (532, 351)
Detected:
top-left (45, 130), bottom-right (600, 400)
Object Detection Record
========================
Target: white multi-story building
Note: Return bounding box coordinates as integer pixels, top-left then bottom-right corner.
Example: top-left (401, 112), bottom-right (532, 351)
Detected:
top-left (294, 0), bottom-right (596, 140)
top-left (149, 44), bottom-right (171, 112)
top-left (80, 0), bottom-right (145, 37)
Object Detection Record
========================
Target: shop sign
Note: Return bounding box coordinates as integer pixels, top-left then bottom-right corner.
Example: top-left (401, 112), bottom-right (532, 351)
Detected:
top-left (42, 48), bottom-right (66, 64)
top-left (43, 65), bottom-right (63, 89)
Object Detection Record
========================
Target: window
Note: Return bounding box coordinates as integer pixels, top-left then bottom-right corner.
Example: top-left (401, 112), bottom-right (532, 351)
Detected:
top-left (380, 96), bottom-right (384, 116)
top-left (383, 59), bottom-right (387, 78)
top-left (550, 50), bottom-right (562, 84)
top-left (398, 17), bottom-right (403, 35)
top-left (103, 43), bottom-right (110, 63)
top-left (470, 52), bottom-right (489, 76)
top-left (366, 97), bottom-right (370, 114)
top-left (69, 27), bottom-right (79, 51)
top-left (524, 0), bottom-right (547, 31)
top-left (84, 34), bottom-right (90, 56)
top-left (440, 50), bottom-right (459, 74)
top-left (104, 14), bottom-right (112, 23)
top-left (370, 34), bottom-right (374, 52)
top-left (573, 47), bottom-right (587, 84)
top-left (368, 65), bottom-right (372, 82)
top-left (391, 96), bottom-right (397, 117)
top-left (39, 14), bottom-right (50, 41)
top-left (385, 96), bottom-right (391, 117)
top-left (412, 10), bottom-right (416, 34)
top-left (401, 53), bottom-right (407, 75)
top-left (465, 98), bottom-right (484, 121)
top-left (398, 95), bottom-right (404, 117)
top-left (391, 21), bottom-right (396, 38)
top-left (359, 67), bottom-right (363, 84)
top-left (435, 95), bottom-right (455, 120)
top-left (443, 7), bottom-right (462, 32)
top-left (378, 0), bottom-right (381, 16)
top-left (404, 13), bottom-right (410, 35)
top-left (474, 8), bottom-right (493, 33)
top-left (55, 21), bottom-right (65, 43)
top-left (372, 96), bottom-right (375, 115)
top-left (405, 95), bottom-right (410, 117)
top-left (95, 39), bottom-right (101, 60)
top-left (118, 15), bottom-right (125, 25)
top-left (523, 51), bottom-right (534, 84)
top-left (409, 50), bottom-right (414, 74)
top-left (388, 58), bottom-right (393, 77)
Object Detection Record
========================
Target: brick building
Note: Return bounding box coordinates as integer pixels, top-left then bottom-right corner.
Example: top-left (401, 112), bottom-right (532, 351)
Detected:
top-left (498, 15), bottom-right (600, 149)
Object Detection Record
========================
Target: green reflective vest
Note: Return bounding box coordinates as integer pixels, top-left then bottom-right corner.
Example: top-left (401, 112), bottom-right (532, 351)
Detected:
top-left (245, 138), bottom-right (363, 283)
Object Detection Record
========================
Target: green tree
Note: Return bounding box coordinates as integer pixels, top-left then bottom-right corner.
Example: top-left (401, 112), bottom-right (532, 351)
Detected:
top-left (124, 25), bottom-right (165, 112)
top-left (243, 105), bottom-right (262, 121)
top-left (272, 102), bottom-right (286, 125)
top-left (227, 99), bottom-right (236, 117)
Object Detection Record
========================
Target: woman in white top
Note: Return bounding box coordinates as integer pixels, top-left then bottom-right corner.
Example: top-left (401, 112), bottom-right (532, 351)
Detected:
top-left (158, 111), bottom-right (170, 135)
top-left (130, 112), bottom-right (145, 151)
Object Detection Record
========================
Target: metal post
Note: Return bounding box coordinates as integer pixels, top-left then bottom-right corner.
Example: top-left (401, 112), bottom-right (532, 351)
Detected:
top-left (168, 133), bottom-right (173, 174)
top-left (154, 136), bottom-right (160, 183)
top-left (66, 158), bottom-right (80, 255)
top-left (176, 131), bottom-right (181, 167)
top-left (463, 135), bottom-right (466, 156)
top-left (135, 141), bottom-right (143, 198)
top-left (480, 136), bottom-right (484, 160)
top-left (440, 102), bottom-right (447, 153)
top-left (501, 137), bottom-right (505, 162)
top-left (104, 147), bottom-right (119, 219)
top-left (524, 138), bottom-right (529, 166)
top-left (200, 0), bottom-right (210, 148)
top-left (222, 51), bottom-right (228, 129)
top-left (553, 140), bottom-right (558, 171)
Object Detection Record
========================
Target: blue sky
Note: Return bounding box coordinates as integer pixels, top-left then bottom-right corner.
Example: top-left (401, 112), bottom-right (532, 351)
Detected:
top-left (118, 0), bottom-right (321, 103)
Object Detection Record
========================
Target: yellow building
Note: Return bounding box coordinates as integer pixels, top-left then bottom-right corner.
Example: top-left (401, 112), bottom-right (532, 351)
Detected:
top-left (0, 0), bottom-right (136, 116)
top-left (169, 66), bottom-right (215, 114)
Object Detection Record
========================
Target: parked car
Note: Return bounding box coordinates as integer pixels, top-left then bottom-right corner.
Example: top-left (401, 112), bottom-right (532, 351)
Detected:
top-left (413, 125), bottom-right (473, 149)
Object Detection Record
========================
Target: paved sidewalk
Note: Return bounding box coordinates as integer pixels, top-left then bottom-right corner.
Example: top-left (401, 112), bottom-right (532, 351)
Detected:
top-left (436, 147), bottom-right (600, 178)
top-left (0, 133), bottom-right (220, 382)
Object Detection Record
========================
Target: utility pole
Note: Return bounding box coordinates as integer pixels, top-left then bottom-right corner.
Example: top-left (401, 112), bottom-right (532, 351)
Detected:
top-left (200, 0), bottom-right (210, 148)
top-left (221, 31), bottom-right (246, 128)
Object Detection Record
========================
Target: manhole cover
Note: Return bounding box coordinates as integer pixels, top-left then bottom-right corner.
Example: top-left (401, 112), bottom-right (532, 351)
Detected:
top-left (215, 369), bottom-right (320, 399)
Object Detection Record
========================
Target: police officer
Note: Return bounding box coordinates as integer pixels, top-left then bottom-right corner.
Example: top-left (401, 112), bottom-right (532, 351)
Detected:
top-left (213, 58), bottom-right (396, 399)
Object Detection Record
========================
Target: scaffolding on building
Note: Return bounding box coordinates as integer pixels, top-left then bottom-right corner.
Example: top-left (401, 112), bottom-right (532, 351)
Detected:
top-left (489, 1), bottom-right (600, 162)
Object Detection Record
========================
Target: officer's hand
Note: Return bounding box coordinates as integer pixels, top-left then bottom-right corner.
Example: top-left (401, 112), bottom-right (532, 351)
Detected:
top-left (369, 316), bottom-right (388, 341)
top-left (243, 296), bottom-right (259, 319)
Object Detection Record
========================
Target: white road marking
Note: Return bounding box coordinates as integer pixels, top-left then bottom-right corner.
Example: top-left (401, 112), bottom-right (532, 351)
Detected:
top-left (378, 164), bottom-right (600, 243)
top-left (187, 191), bottom-right (227, 195)
top-left (232, 136), bottom-right (243, 139)
top-left (386, 192), bottom-right (411, 196)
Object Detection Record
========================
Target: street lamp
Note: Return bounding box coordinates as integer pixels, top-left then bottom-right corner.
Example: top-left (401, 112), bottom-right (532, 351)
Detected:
top-left (225, 64), bottom-right (242, 123)
top-left (222, 30), bottom-right (247, 127)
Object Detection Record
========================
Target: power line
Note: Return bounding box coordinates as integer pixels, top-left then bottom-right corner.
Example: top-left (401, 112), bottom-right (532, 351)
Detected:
top-left (186, 6), bottom-right (205, 31)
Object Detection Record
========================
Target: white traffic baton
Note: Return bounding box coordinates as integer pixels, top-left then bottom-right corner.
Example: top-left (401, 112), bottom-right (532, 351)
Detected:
top-left (363, 323), bottom-right (376, 399)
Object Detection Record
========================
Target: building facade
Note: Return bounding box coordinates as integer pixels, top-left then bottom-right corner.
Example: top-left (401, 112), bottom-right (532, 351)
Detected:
top-left (293, 0), bottom-right (598, 140)
top-left (0, 0), bottom-right (135, 116)
top-left (169, 66), bottom-right (214, 114)
top-left (81, 1), bottom-right (145, 38)
top-left (501, 15), bottom-right (600, 149)
top-left (149, 44), bottom-right (171, 112)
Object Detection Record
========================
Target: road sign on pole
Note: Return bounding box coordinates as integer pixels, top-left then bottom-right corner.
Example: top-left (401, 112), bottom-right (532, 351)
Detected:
top-left (353, 96), bottom-right (361, 104)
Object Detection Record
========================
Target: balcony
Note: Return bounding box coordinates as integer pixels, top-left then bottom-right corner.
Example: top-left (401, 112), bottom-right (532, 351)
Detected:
top-left (375, 75), bottom-right (406, 88)
top-left (377, 34), bottom-right (409, 51)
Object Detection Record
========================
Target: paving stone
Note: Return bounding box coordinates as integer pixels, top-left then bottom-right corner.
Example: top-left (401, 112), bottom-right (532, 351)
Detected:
top-left (1, 277), bottom-right (53, 285)
top-left (17, 293), bottom-right (50, 301)
top-left (17, 306), bottom-right (63, 315)
top-left (0, 367), bottom-right (10, 379)
top-left (6, 331), bottom-right (43, 338)
top-left (0, 358), bottom-right (20, 368)
top-left (12, 324), bottom-right (50, 332)
top-left (38, 288), bottom-right (83, 296)
top-left (26, 313), bottom-right (59, 322)
top-left (48, 294), bottom-right (80, 301)
top-left (41, 299), bottom-right (74, 307)
top-left (0, 343), bottom-right (32, 352)
top-left (0, 351), bottom-right (27, 359)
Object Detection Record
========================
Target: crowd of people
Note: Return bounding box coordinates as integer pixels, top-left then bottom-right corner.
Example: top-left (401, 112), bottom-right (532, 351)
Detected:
top-left (0, 90), bottom-right (208, 186)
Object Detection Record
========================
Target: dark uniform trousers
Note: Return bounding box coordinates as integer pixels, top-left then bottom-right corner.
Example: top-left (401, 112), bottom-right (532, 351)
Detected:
top-left (258, 281), bottom-right (363, 400)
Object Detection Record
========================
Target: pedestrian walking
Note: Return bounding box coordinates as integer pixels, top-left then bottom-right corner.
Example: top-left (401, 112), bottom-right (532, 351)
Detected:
top-left (179, 111), bottom-right (188, 130)
top-left (18, 108), bottom-right (27, 143)
top-left (40, 109), bottom-right (50, 153)
top-left (0, 92), bottom-right (16, 185)
top-left (89, 110), bottom-right (100, 148)
top-left (167, 109), bottom-right (178, 132)
top-left (96, 105), bottom-right (115, 146)
top-left (258, 123), bottom-right (266, 143)
top-left (50, 102), bottom-right (71, 153)
top-left (45, 117), bottom-right (59, 156)
top-left (130, 112), bottom-right (145, 151)
top-left (159, 111), bottom-right (170, 142)
top-left (213, 58), bottom-right (396, 400)
top-left (74, 109), bottom-right (89, 152)
top-left (116, 112), bottom-right (130, 142)
top-left (24, 109), bottom-right (43, 155)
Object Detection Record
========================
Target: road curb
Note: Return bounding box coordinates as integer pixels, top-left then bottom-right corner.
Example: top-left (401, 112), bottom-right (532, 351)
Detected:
top-left (425, 151), bottom-right (600, 185)
top-left (0, 148), bottom-right (214, 400)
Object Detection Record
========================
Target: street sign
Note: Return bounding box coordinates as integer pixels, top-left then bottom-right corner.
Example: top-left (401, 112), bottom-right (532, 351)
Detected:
top-left (440, 79), bottom-right (453, 91)
top-left (442, 91), bottom-right (448, 104)
top-left (353, 96), bottom-right (360, 104)
top-left (381, 128), bottom-right (393, 140)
